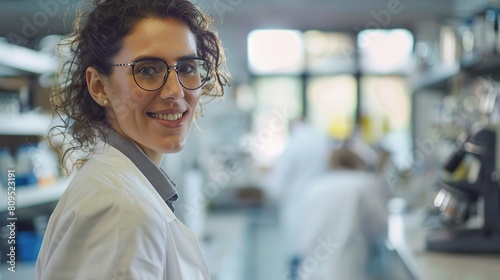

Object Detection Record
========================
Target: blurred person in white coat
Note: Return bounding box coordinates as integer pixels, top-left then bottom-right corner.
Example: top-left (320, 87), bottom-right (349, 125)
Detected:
top-left (294, 143), bottom-right (388, 280)
top-left (267, 121), bottom-right (334, 276)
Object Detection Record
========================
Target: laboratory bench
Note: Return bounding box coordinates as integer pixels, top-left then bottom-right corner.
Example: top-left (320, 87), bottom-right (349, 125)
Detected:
top-left (5, 204), bottom-right (499, 280)
top-left (391, 209), bottom-right (500, 280)
top-left (201, 211), bottom-right (251, 280)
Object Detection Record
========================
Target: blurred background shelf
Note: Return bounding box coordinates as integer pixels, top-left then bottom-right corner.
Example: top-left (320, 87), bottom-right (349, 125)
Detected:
top-left (0, 113), bottom-right (51, 136)
top-left (462, 55), bottom-right (500, 77)
top-left (409, 63), bottom-right (460, 92)
top-left (0, 179), bottom-right (69, 212)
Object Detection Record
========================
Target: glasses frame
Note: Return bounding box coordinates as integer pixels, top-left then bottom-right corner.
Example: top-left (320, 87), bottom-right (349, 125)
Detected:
top-left (111, 57), bottom-right (211, 91)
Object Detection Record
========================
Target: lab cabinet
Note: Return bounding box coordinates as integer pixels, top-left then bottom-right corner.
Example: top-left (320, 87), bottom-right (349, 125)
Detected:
top-left (0, 113), bottom-right (63, 211)
top-left (0, 40), bottom-right (60, 279)
top-left (0, 114), bottom-right (62, 272)
top-left (0, 76), bottom-right (61, 274)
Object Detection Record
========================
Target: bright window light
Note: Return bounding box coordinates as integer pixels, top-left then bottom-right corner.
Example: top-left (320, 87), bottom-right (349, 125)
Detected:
top-left (358, 29), bottom-right (414, 74)
top-left (248, 29), bottom-right (304, 74)
top-left (251, 77), bottom-right (303, 167)
top-left (361, 76), bottom-right (411, 168)
top-left (306, 75), bottom-right (357, 139)
top-left (305, 31), bottom-right (355, 74)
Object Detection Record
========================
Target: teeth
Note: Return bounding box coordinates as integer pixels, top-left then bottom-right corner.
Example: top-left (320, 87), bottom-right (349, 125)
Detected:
top-left (151, 113), bottom-right (183, 121)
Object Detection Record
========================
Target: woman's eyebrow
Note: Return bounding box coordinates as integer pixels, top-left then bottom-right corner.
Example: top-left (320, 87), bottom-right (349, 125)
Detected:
top-left (177, 53), bottom-right (198, 59)
top-left (129, 53), bottom-right (199, 63)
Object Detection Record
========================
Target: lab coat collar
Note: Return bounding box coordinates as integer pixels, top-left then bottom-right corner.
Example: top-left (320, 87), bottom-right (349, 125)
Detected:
top-left (106, 128), bottom-right (178, 212)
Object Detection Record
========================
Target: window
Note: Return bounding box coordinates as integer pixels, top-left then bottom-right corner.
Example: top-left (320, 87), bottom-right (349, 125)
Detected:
top-left (360, 76), bottom-right (411, 167)
top-left (358, 29), bottom-right (414, 74)
top-left (247, 29), bottom-right (304, 75)
top-left (305, 31), bottom-right (356, 74)
top-left (247, 28), bottom-right (414, 168)
top-left (307, 75), bottom-right (357, 139)
top-left (251, 77), bottom-right (303, 166)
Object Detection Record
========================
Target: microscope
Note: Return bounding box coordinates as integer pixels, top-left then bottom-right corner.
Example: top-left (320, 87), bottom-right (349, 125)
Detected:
top-left (426, 121), bottom-right (500, 253)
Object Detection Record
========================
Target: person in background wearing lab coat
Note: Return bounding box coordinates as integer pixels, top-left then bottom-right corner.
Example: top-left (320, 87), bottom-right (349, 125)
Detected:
top-left (267, 121), bottom-right (334, 278)
top-left (294, 143), bottom-right (388, 280)
top-left (35, 0), bottom-right (230, 279)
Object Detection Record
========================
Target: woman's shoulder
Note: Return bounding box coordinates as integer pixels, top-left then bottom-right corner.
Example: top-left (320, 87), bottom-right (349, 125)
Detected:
top-left (85, 143), bottom-right (136, 172)
top-left (60, 146), bottom-right (164, 211)
top-left (74, 144), bottom-right (146, 187)
top-left (54, 176), bottom-right (168, 229)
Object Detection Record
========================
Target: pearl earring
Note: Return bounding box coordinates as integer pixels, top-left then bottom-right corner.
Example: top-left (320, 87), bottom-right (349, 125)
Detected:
top-left (103, 99), bottom-right (109, 105)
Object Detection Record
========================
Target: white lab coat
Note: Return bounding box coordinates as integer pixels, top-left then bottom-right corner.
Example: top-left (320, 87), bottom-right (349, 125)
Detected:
top-left (268, 123), bottom-right (333, 259)
top-left (296, 170), bottom-right (387, 280)
top-left (35, 144), bottom-right (210, 280)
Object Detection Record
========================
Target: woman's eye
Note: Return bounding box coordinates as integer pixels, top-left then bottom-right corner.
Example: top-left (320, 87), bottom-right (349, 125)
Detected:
top-left (179, 63), bottom-right (197, 74)
top-left (135, 61), bottom-right (164, 76)
top-left (137, 66), bottom-right (157, 76)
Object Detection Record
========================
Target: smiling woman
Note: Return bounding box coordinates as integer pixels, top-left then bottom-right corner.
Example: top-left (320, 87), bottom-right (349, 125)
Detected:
top-left (35, 0), bottom-right (230, 279)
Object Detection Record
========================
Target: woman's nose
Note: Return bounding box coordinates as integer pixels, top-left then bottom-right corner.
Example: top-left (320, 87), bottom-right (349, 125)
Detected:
top-left (160, 69), bottom-right (184, 100)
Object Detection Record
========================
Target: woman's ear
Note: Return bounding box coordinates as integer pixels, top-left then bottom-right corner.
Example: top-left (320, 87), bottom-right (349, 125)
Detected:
top-left (86, 66), bottom-right (110, 106)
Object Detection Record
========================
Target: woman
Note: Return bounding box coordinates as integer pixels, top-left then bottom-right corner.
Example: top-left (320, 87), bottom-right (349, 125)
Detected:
top-left (35, 0), bottom-right (230, 279)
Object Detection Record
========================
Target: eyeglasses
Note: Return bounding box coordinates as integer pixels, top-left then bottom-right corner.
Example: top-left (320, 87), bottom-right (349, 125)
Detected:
top-left (111, 57), bottom-right (210, 91)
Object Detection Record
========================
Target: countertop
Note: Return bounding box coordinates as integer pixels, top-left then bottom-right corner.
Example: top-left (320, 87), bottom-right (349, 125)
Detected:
top-left (390, 208), bottom-right (500, 280)
top-left (202, 211), bottom-right (249, 280)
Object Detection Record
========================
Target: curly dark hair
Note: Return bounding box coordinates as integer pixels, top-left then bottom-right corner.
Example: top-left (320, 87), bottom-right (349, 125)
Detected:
top-left (49, 0), bottom-right (231, 172)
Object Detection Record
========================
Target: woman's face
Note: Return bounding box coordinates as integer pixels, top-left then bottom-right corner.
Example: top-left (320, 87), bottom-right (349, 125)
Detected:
top-left (102, 17), bottom-right (201, 163)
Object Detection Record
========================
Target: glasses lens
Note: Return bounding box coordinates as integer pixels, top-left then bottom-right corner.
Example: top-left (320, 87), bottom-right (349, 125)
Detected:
top-left (177, 58), bottom-right (210, 90)
top-left (133, 59), bottom-right (168, 91)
